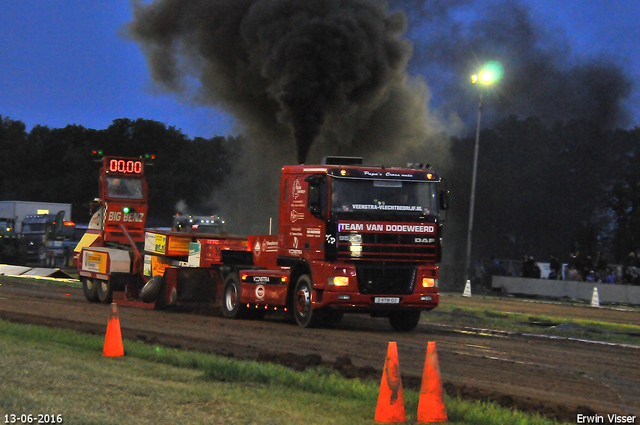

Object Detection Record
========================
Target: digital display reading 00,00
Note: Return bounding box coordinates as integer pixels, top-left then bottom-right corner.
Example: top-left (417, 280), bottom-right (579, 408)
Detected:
top-left (108, 159), bottom-right (143, 174)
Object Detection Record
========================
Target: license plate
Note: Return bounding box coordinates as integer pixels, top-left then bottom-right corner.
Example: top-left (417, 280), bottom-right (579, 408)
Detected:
top-left (374, 297), bottom-right (400, 304)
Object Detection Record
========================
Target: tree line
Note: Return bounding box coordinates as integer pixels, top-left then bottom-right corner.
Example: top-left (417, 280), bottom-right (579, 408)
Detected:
top-left (449, 116), bottom-right (640, 266)
top-left (0, 117), bottom-right (239, 226)
top-left (1, 114), bottom-right (639, 265)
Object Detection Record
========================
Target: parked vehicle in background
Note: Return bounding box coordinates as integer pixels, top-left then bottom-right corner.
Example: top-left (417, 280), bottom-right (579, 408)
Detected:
top-left (0, 201), bottom-right (75, 266)
top-left (0, 217), bottom-right (18, 263)
top-left (20, 211), bottom-right (77, 266)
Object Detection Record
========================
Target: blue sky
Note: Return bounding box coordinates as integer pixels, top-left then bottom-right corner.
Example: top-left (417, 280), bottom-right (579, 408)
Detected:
top-left (1, 0), bottom-right (638, 140)
top-left (526, 0), bottom-right (640, 119)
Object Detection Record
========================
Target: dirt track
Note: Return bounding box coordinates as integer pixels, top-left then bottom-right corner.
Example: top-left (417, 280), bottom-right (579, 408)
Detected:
top-left (1, 279), bottom-right (639, 422)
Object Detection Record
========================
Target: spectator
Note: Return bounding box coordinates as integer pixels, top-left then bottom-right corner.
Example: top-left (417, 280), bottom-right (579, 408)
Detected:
top-left (595, 251), bottom-right (607, 275)
top-left (605, 267), bottom-right (616, 284)
top-left (522, 255), bottom-right (536, 278)
top-left (473, 259), bottom-right (485, 289)
top-left (532, 261), bottom-right (541, 279)
top-left (581, 255), bottom-right (594, 281)
top-left (565, 265), bottom-right (581, 281)
top-left (549, 255), bottom-right (561, 280)
top-left (491, 257), bottom-right (506, 276)
top-left (621, 267), bottom-right (634, 284)
top-left (569, 251), bottom-right (583, 279)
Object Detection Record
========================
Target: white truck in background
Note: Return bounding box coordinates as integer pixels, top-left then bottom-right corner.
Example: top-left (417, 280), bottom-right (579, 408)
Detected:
top-left (0, 201), bottom-right (72, 235)
top-left (0, 201), bottom-right (73, 266)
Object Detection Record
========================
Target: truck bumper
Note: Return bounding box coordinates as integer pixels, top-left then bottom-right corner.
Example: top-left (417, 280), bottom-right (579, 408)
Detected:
top-left (316, 290), bottom-right (439, 311)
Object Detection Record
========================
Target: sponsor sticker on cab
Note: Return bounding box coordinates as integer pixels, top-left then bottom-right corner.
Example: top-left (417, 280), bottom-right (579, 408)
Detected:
top-left (338, 221), bottom-right (435, 234)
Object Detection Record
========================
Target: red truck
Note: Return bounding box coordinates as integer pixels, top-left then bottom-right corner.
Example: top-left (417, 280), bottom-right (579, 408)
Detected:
top-left (76, 155), bottom-right (448, 331)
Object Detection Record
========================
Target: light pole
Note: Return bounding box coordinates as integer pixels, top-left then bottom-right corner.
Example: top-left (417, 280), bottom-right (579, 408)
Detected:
top-left (465, 63), bottom-right (502, 284)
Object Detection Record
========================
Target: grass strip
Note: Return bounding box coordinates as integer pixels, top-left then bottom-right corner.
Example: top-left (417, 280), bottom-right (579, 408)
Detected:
top-left (425, 304), bottom-right (640, 345)
top-left (0, 319), bottom-right (565, 424)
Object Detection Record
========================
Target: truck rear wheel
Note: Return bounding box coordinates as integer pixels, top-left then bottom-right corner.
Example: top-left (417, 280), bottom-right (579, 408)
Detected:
top-left (388, 310), bottom-right (422, 332)
top-left (222, 273), bottom-right (244, 319)
top-left (82, 278), bottom-right (99, 302)
top-left (97, 279), bottom-right (113, 303)
top-left (293, 274), bottom-right (320, 328)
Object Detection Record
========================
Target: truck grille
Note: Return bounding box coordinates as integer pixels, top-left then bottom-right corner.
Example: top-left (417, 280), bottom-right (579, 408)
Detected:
top-left (356, 263), bottom-right (416, 295)
top-left (337, 233), bottom-right (436, 262)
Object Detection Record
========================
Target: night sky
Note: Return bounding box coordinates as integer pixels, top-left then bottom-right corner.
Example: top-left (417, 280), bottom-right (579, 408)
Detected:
top-left (1, 0), bottom-right (638, 140)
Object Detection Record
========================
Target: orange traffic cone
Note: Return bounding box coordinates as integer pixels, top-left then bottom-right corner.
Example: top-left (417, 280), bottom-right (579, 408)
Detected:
top-left (417, 341), bottom-right (447, 423)
top-left (103, 303), bottom-right (124, 357)
top-left (374, 341), bottom-right (405, 423)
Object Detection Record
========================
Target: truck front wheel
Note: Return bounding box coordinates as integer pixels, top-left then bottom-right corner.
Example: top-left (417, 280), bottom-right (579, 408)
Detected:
top-left (388, 310), bottom-right (422, 332)
top-left (293, 274), bottom-right (320, 328)
top-left (222, 273), bottom-right (244, 319)
top-left (82, 278), bottom-right (99, 302)
top-left (97, 279), bottom-right (113, 303)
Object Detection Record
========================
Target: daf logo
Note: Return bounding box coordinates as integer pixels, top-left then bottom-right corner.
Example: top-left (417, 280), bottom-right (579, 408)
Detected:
top-left (414, 237), bottom-right (435, 244)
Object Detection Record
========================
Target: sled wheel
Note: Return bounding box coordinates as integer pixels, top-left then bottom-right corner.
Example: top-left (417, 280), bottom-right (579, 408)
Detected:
top-left (82, 278), bottom-right (99, 302)
top-left (97, 279), bottom-right (113, 303)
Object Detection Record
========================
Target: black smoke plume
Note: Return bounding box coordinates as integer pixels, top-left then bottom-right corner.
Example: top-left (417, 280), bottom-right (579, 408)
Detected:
top-left (128, 0), bottom-right (435, 164)
top-left (394, 0), bottom-right (632, 130)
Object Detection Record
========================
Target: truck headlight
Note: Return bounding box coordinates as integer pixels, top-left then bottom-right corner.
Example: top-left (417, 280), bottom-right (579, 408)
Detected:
top-left (422, 278), bottom-right (437, 288)
top-left (329, 276), bottom-right (349, 286)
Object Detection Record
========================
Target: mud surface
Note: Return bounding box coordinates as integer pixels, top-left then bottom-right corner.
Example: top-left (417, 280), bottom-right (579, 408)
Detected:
top-left (1, 279), bottom-right (639, 422)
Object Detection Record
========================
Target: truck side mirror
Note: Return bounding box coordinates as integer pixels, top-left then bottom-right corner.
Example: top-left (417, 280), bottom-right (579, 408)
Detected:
top-left (305, 174), bottom-right (325, 219)
top-left (307, 185), bottom-right (323, 218)
top-left (439, 190), bottom-right (450, 211)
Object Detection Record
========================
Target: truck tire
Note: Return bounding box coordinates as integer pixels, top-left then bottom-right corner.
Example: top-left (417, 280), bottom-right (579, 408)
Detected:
top-left (388, 310), bottom-right (422, 332)
top-left (140, 275), bottom-right (162, 303)
top-left (82, 278), bottom-right (99, 302)
top-left (293, 274), bottom-right (321, 328)
top-left (97, 279), bottom-right (113, 303)
top-left (222, 273), bottom-right (244, 319)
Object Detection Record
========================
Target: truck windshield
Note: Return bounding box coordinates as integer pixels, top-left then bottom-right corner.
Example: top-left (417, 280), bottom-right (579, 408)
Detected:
top-left (331, 178), bottom-right (438, 216)
top-left (0, 219), bottom-right (13, 234)
top-left (106, 177), bottom-right (144, 200)
top-left (22, 223), bottom-right (46, 233)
